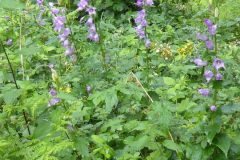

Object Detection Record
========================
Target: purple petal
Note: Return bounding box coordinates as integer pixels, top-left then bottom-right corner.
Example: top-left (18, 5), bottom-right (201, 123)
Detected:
top-left (205, 40), bottom-right (214, 50)
top-left (215, 72), bottom-right (223, 80)
top-left (196, 32), bottom-right (208, 41)
top-left (194, 58), bottom-right (208, 67)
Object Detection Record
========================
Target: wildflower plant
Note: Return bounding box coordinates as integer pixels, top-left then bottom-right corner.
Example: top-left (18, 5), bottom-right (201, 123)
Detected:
top-left (134, 0), bottom-right (153, 48)
top-left (49, 3), bottom-right (77, 62)
top-left (193, 0), bottom-right (228, 113)
top-left (0, 0), bottom-right (240, 160)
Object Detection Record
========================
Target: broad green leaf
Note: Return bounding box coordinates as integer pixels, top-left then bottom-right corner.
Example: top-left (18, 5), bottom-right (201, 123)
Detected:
top-left (205, 117), bottom-right (222, 143)
top-left (18, 46), bottom-right (40, 56)
top-left (214, 134), bottom-right (231, 158)
top-left (148, 102), bottom-right (172, 130)
top-left (105, 90), bottom-right (118, 112)
top-left (33, 120), bottom-right (52, 139)
top-left (3, 88), bottom-right (22, 104)
top-left (177, 98), bottom-right (196, 112)
top-left (162, 140), bottom-right (182, 152)
top-left (92, 135), bottom-right (105, 145)
top-left (125, 135), bottom-right (150, 151)
top-left (221, 103), bottom-right (240, 114)
top-left (58, 92), bottom-right (77, 102)
top-left (163, 77), bottom-right (175, 86)
top-left (74, 137), bottom-right (89, 157)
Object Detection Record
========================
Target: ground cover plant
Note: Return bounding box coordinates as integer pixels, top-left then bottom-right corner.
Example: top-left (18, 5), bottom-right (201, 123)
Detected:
top-left (0, 0), bottom-right (240, 159)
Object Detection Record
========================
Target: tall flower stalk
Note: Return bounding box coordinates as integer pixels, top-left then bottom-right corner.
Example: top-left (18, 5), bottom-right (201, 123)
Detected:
top-left (77, 0), bottom-right (99, 42)
top-left (49, 3), bottom-right (77, 62)
top-left (134, 0), bottom-right (153, 48)
top-left (194, 6), bottom-right (225, 111)
top-left (77, 0), bottom-right (107, 68)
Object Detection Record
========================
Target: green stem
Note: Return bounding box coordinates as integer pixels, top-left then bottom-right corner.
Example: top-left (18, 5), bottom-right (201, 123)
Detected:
top-left (0, 40), bottom-right (19, 89)
top-left (0, 40), bottom-right (31, 136)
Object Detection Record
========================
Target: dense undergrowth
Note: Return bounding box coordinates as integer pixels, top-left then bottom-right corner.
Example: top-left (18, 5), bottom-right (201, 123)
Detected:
top-left (0, 0), bottom-right (240, 159)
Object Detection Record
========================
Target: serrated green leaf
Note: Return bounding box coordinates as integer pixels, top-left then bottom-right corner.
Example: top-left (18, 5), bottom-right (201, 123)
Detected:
top-left (3, 88), bottom-right (22, 104)
top-left (177, 98), bottom-right (196, 112)
top-left (74, 137), bottom-right (89, 157)
top-left (33, 120), bottom-right (52, 139)
top-left (214, 134), bottom-right (231, 158)
top-left (163, 77), bottom-right (175, 86)
top-left (105, 90), bottom-right (118, 112)
top-left (92, 135), bottom-right (105, 145)
top-left (221, 103), bottom-right (240, 114)
top-left (58, 92), bottom-right (77, 101)
top-left (163, 140), bottom-right (182, 152)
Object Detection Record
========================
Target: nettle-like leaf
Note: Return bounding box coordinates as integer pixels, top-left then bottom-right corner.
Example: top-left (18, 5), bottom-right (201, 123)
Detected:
top-left (162, 140), bottom-right (182, 153)
top-left (147, 102), bottom-right (173, 130)
top-left (73, 137), bottom-right (90, 157)
top-left (124, 135), bottom-right (151, 153)
top-left (89, 87), bottom-right (118, 112)
top-left (177, 98), bottom-right (196, 112)
top-left (2, 88), bottom-right (22, 105)
top-left (214, 134), bottom-right (232, 158)
top-left (205, 117), bottom-right (222, 144)
top-left (105, 89), bottom-right (118, 112)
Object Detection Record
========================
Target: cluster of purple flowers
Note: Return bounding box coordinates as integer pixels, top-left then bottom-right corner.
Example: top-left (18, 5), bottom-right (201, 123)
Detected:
top-left (203, 58), bottom-right (225, 82)
top-left (136, 0), bottom-right (154, 7)
top-left (77, 0), bottom-right (99, 42)
top-left (195, 57), bottom-right (225, 111)
top-left (49, 3), bottom-right (77, 62)
top-left (196, 19), bottom-right (217, 50)
top-left (48, 87), bottom-right (61, 107)
top-left (194, 18), bottom-right (225, 112)
top-left (134, 0), bottom-right (153, 48)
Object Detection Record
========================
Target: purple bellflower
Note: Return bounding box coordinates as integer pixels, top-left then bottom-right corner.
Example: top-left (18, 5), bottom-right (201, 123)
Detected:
top-left (77, 0), bottom-right (89, 11)
top-left (215, 73), bottom-right (223, 80)
top-left (48, 97), bottom-right (61, 107)
top-left (210, 105), bottom-right (217, 112)
top-left (49, 88), bottom-right (57, 96)
top-left (86, 6), bottom-right (96, 15)
top-left (213, 58), bottom-right (225, 71)
top-left (6, 39), bottom-right (13, 46)
top-left (205, 40), bottom-right (214, 50)
top-left (86, 85), bottom-right (91, 93)
top-left (204, 70), bottom-right (214, 82)
top-left (198, 88), bottom-right (210, 97)
top-left (204, 19), bottom-right (217, 35)
top-left (36, 0), bottom-right (43, 6)
top-left (145, 0), bottom-right (154, 6)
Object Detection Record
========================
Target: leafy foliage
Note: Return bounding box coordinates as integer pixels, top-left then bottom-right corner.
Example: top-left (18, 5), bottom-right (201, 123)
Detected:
top-left (0, 0), bottom-right (240, 159)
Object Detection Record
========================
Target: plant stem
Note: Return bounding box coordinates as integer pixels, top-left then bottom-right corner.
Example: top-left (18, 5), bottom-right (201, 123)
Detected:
top-left (0, 40), bottom-right (19, 89)
top-left (131, 72), bottom-right (153, 103)
top-left (19, 13), bottom-right (25, 80)
top-left (0, 40), bottom-right (31, 136)
top-left (23, 109), bottom-right (31, 135)
top-left (65, 131), bottom-right (81, 159)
